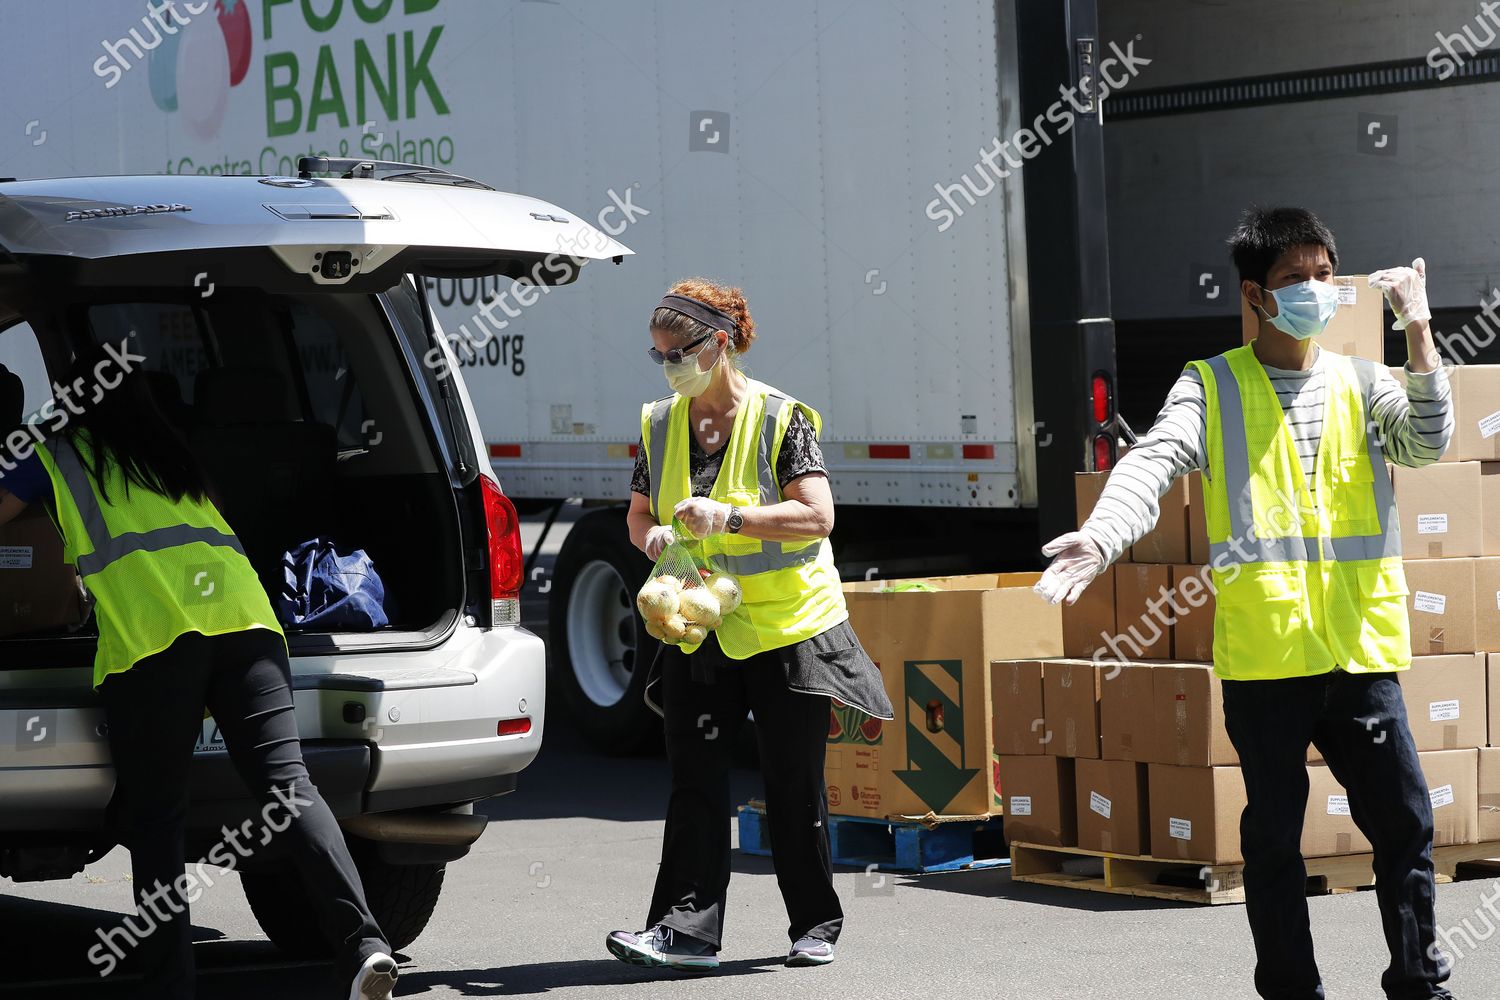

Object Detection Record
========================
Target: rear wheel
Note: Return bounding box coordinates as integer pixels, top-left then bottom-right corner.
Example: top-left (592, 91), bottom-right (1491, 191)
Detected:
top-left (549, 509), bottom-right (659, 754)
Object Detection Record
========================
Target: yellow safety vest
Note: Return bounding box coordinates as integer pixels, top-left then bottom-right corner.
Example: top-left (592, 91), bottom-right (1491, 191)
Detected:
top-left (35, 433), bottom-right (284, 689)
top-left (641, 379), bottom-right (847, 658)
top-left (1190, 345), bottom-right (1410, 681)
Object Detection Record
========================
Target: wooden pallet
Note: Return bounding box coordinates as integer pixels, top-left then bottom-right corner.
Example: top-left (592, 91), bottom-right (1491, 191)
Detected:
top-left (737, 802), bottom-right (1008, 874)
top-left (1009, 840), bottom-right (1500, 905)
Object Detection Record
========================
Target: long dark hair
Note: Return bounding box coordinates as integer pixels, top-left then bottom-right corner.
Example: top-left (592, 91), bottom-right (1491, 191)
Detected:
top-left (62, 341), bottom-right (208, 506)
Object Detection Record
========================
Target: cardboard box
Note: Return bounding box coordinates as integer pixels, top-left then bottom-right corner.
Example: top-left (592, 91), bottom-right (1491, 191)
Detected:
top-left (1151, 663), bottom-right (1239, 767)
top-left (1395, 462), bottom-right (1484, 559)
top-left (1075, 758), bottom-right (1150, 855)
top-left (1474, 557), bottom-right (1500, 653)
top-left (1043, 659), bottom-right (1102, 759)
top-left (1113, 563), bottom-right (1172, 660)
top-left (1131, 477), bottom-right (1190, 564)
top-left (1168, 564), bottom-right (1216, 663)
top-left (1480, 748), bottom-right (1500, 841)
top-left (1101, 662), bottom-right (1157, 762)
top-left (998, 754), bottom-right (1077, 847)
top-left (1453, 366), bottom-right (1500, 463)
top-left (1400, 654), bottom-right (1487, 751)
top-left (1404, 558), bottom-right (1477, 656)
top-left (1421, 749), bottom-right (1480, 847)
top-left (0, 508), bottom-right (86, 639)
top-left (1482, 463), bottom-right (1500, 556)
top-left (1187, 471), bottom-right (1210, 565)
top-left (1148, 764), bottom-right (1246, 864)
top-left (828, 573), bottom-right (1063, 818)
top-left (1063, 564), bottom-right (1116, 659)
top-left (1489, 653), bottom-right (1500, 748)
top-left (1303, 764), bottom-right (1374, 857)
top-left (992, 659), bottom-right (1046, 757)
top-left (1243, 274), bottom-right (1383, 362)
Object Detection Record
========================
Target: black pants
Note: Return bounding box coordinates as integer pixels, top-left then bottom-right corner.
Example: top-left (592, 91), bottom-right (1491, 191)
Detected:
top-left (100, 628), bottom-right (388, 999)
top-left (1222, 671), bottom-right (1452, 1000)
top-left (647, 642), bottom-right (843, 948)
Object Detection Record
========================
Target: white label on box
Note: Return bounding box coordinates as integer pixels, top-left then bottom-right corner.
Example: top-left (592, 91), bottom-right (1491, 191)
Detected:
top-left (1414, 591), bottom-right (1447, 615)
top-left (1336, 284), bottom-right (1357, 305)
top-left (1327, 794), bottom-right (1351, 816)
top-left (1431, 784), bottom-right (1455, 809)
top-left (1416, 513), bottom-right (1449, 535)
top-left (1430, 700), bottom-right (1461, 722)
top-left (1008, 795), bottom-right (1032, 817)
top-left (1089, 791), bottom-right (1112, 819)
top-left (1479, 409), bottom-right (1500, 440)
top-left (1169, 817), bottom-right (1193, 841)
top-left (0, 545), bottom-right (33, 570)
top-left (1495, 590), bottom-right (1500, 613)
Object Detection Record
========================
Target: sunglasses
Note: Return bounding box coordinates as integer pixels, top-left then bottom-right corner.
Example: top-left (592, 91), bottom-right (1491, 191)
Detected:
top-left (647, 332), bottom-right (714, 366)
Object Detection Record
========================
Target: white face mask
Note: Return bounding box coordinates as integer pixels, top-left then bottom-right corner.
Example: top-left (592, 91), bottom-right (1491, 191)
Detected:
top-left (664, 339), bottom-right (721, 397)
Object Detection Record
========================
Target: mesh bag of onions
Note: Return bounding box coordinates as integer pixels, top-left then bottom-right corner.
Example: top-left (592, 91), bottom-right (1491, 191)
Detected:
top-left (636, 538), bottom-right (743, 649)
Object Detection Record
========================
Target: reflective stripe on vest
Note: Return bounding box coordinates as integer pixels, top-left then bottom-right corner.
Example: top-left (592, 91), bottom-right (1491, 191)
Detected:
top-left (1201, 353), bottom-right (1400, 566)
top-left (50, 440), bottom-right (244, 577)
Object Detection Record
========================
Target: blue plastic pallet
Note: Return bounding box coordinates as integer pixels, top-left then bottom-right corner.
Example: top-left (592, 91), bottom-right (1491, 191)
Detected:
top-left (737, 804), bottom-right (1009, 874)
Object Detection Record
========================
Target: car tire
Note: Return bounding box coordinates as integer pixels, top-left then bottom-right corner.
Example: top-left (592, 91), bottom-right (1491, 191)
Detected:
top-left (240, 845), bottom-right (445, 955)
top-left (549, 507), bottom-right (661, 754)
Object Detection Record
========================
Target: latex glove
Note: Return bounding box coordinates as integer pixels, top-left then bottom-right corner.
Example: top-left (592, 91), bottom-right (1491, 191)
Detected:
top-left (674, 497), bottom-right (732, 538)
top-left (644, 525), bottom-right (676, 561)
top-left (1034, 531), bottom-right (1106, 606)
top-left (1368, 257), bottom-right (1430, 329)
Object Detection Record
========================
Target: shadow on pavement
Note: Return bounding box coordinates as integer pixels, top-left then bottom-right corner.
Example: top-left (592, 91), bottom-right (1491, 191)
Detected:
top-left (394, 956), bottom-right (784, 996)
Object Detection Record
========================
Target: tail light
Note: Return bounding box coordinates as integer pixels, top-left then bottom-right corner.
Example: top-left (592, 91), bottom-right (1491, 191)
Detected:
top-left (481, 476), bottom-right (523, 626)
top-left (497, 717), bottom-right (532, 737)
top-left (1094, 433), bottom-right (1115, 471)
top-left (1091, 372), bottom-right (1113, 424)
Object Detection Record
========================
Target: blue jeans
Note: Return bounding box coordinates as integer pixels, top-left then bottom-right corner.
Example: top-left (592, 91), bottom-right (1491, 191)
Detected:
top-left (1222, 671), bottom-right (1453, 1000)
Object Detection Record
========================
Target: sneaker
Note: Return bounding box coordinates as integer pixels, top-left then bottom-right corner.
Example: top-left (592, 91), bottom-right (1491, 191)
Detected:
top-left (786, 936), bottom-right (835, 967)
top-left (347, 951), bottom-right (398, 1000)
top-left (606, 924), bottom-right (720, 973)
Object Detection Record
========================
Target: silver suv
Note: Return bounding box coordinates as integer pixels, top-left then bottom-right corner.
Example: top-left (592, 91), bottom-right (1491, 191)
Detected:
top-left (0, 161), bottom-right (630, 953)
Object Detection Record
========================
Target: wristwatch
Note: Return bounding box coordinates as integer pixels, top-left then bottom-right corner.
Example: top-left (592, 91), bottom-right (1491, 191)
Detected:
top-left (726, 506), bottom-right (744, 534)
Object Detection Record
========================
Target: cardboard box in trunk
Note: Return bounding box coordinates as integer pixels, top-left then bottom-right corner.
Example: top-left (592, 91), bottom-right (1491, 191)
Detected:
top-left (1480, 747), bottom-right (1500, 841)
top-left (1476, 557), bottom-right (1500, 652)
top-left (1394, 462), bottom-right (1484, 559)
top-left (1075, 758), bottom-right (1149, 855)
top-left (1151, 663), bottom-right (1239, 767)
top-left (1148, 764), bottom-right (1246, 864)
top-left (1131, 477), bottom-right (1190, 565)
top-left (828, 573), bottom-right (1063, 819)
top-left (1400, 654), bottom-right (1487, 751)
top-left (1101, 662), bottom-right (1157, 762)
top-left (1113, 563), bottom-right (1172, 660)
top-left (1043, 659), bottom-right (1102, 759)
top-left (998, 754), bottom-right (1077, 847)
top-left (1453, 366), bottom-right (1500, 463)
top-left (1243, 274), bottom-right (1383, 362)
top-left (1063, 564), bottom-right (1116, 659)
top-left (1482, 463), bottom-right (1500, 556)
top-left (1303, 764), bottom-right (1374, 857)
top-left (1187, 471), bottom-right (1210, 566)
top-left (991, 659), bottom-right (1046, 757)
top-left (1404, 559), bottom-right (1477, 656)
top-left (1168, 564), bottom-right (1216, 663)
top-left (0, 508), bottom-right (86, 639)
top-left (1421, 749), bottom-right (1480, 847)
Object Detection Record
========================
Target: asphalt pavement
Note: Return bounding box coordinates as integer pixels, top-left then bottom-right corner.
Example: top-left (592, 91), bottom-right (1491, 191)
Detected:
top-left (6, 511), bottom-right (1500, 998)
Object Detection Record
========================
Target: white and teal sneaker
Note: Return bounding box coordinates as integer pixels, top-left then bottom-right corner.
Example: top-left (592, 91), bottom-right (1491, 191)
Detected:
top-left (786, 936), bottom-right (835, 968)
top-left (606, 924), bottom-right (720, 973)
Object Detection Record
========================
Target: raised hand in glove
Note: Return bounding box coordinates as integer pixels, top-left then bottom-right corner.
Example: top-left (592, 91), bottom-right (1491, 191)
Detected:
top-left (1368, 257), bottom-right (1430, 330)
top-left (673, 497), bottom-right (732, 539)
top-left (1034, 531), bottom-right (1106, 606)
top-left (644, 525), bottom-right (677, 560)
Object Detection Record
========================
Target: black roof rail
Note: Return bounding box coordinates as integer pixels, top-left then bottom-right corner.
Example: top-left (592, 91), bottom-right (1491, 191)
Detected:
top-left (295, 157), bottom-right (495, 191)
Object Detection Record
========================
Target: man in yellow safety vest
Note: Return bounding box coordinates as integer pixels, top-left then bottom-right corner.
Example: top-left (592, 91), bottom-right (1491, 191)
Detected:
top-left (1037, 207), bottom-right (1457, 1000)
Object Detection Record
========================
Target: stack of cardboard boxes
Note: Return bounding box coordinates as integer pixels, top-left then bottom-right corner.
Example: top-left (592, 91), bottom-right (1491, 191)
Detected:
top-left (1003, 279), bottom-right (1500, 862)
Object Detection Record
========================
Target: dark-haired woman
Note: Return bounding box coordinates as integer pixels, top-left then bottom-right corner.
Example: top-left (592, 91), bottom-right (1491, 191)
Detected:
top-left (0, 344), bottom-right (396, 1000)
top-left (606, 279), bottom-right (892, 973)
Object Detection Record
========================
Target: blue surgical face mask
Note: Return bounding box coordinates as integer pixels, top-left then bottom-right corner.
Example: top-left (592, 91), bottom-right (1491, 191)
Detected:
top-left (1257, 279), bottom-right (1341, 340)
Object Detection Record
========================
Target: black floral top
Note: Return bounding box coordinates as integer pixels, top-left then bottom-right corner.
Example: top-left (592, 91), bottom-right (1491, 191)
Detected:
top-left (631, 407), bottom-right (826, 500)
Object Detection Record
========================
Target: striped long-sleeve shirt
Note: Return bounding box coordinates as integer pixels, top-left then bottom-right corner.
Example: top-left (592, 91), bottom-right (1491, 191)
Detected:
top-left (1081, 349), bottom-right (1453, 566)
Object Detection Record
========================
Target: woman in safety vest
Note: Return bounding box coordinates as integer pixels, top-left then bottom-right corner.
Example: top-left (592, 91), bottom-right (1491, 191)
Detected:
top-left (605, 279), bottom-right (893, 973)
top-left (0, 344), bottom-right (397, 1000)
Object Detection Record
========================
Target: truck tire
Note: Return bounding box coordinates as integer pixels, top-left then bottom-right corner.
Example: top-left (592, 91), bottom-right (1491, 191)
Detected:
top-left (549, 508), bottom-right (660, 754)
top-left (240, 847), bottom-right (445, 955)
